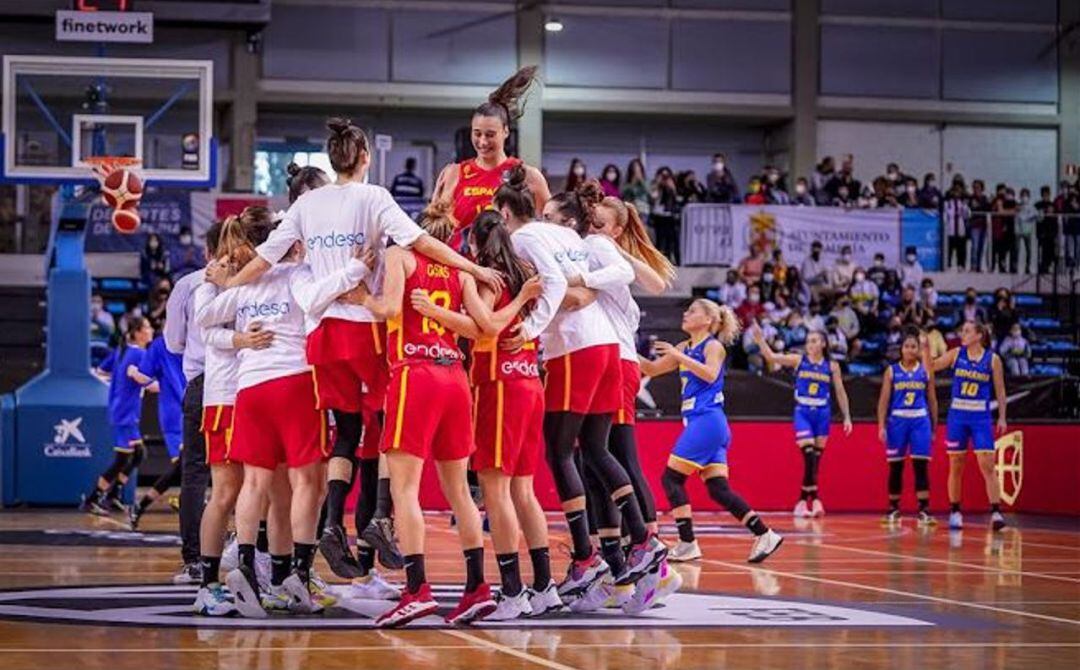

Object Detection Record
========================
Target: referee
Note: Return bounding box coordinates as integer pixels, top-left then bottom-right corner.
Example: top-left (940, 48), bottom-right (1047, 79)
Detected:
top-left (163, 227), bottom-right (221, 584)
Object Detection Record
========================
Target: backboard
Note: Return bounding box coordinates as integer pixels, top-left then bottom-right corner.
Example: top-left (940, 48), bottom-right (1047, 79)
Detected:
top-left (2, 55), bottom-right (214, 186)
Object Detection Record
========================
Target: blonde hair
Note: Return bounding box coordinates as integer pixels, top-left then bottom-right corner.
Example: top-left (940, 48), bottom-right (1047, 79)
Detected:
top-left (420, 199), bottom-right (458, 245)
top-left (217, 206), bottom-right (275, 268)
top-left (692, 298), bottom-right (740, 345)
top-left (596, 197), bottom-right (676, 286)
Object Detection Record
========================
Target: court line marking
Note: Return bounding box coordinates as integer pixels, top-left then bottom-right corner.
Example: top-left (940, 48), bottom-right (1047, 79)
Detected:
top-left (441, 629), bottom-right (582, 670)
top-left (811, 542), bottom-right (1080, 584)
top-left (699, 557), bottom-right (1080, 626)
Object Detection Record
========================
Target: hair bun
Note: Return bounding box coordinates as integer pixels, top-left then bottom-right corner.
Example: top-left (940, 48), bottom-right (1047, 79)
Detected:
top-left (503, 164), bottom-right (528, 189)
top-left (575, 179), bottom-right (604, 210)
top-left (326, 116), bottom-right (353, 135)
top-left (286, 162), bottom-right (301, 178)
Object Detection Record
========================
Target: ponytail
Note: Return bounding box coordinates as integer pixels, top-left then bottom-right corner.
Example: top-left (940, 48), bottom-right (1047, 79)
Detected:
top-left (596, 197), bottom-right (676, 286)
top-left (692, 299), bottom-right (740, 345)
top-left (474, 66), bottom-right (539, 128)
top-left (420, 199), bottom-right (458, 245)
top-left (216, 206), bottom-right (275, 268)
top-left (471, 210), bottom-right (534, 304)
top-left (493, 163), bottom-right (535, 221)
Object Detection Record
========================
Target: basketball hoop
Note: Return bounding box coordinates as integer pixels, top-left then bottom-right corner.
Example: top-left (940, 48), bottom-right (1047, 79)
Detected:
top-left (83, 156), bottom-right (143, 189)
top-left (84, 156), bottom-right (145, 234)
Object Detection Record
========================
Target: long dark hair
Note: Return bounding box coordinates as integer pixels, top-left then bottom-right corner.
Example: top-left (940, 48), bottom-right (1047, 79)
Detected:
top-left (474, 66), bottom-right (538, 129)
top-left (470, 210), bottom-right (533, 302)
top-left (493, 164), bottom-right (535, 221)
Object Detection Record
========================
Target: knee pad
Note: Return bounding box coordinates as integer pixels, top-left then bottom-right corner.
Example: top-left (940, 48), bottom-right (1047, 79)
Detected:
top-left (661, 468), bottom-right (689, 508)
top-left (582, 448), bottom-right (631, 492)
top-left (913, 459), bottom-right (930, 492)
top-left (129, 443), bottom-right (146, 469)
top-left (888, 460), bottom-right (904, 495)
top-left (331, 411), bottom-right (362, 461)
top-left (102, 451), bottom-right (128, 482)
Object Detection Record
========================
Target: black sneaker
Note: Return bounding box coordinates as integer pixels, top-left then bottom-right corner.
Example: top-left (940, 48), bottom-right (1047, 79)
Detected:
top-left (362, 517), bottom-right (404, 570)
top-left (80, 492), bottom-right (110, 517)
top-left (318, 524), bottom-right (363, 579)
top-left (128, 506), bottom-right (142, 531)
top-left (105, 495), bottom-right (127, 514)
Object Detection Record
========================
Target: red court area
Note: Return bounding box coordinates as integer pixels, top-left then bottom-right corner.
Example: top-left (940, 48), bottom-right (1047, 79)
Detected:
top-left (393, 422), bottom-right (1080, 515)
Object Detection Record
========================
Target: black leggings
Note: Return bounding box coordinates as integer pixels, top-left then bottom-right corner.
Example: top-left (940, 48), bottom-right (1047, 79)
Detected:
top-left (353, 458), bottom-right (379, 536)
top-left (148, 458), bottom-right (181, 496)
top-left (609, 424), bottom-right (656, 524)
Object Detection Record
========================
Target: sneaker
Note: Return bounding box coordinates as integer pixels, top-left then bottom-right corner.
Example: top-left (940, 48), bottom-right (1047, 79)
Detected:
top-left (526, 580), bottom-right (563, 617)
top-left (567, 578), bottom-right (608, 613)
top-left (882, 509), bottom-right (901, 526)
top-left (602, 580), bottom-right (634, 609)
top-left (106, 495), bottom-right (127, 513)
top-left (350, 571), bottom-right (402, 601)
top-left (282, 573), bottom-right (322, 614)
top-left (261, 584), bottom-right (295, 612)
top-left (991, 511), bottom-right (1007, 532)
top-left (310, 572), bottom-right (337, 610)
top-left (254, 551), bottom-right (272, 591)
top-left (319, 524), bottom-right (363, 579)
top-left (375, 583), bottom-right (439, 628)
top-left (220, 535), bottom-right (239, 571)
top-left (445, 582), bottom-right (497, 625)
top-left (748, 530), bottom-right (784, 564)
top-left (486, 589), bottom-right (533, 621)
top-left (654, 561), bottom-right (682, 603)
top-left (618, 535), bottom-right (668, 585)
top-left (361, 517), bottom-right (405, 571)
top-left (668, 540), bottom-right (702, 562)
top-left (172, 562), bottom-right (202, 585)
top-left (793, 499), bottom-right (810, 518)
top-left (81, 492), bottom-right (111, 517)
top-left (622, 568), bottom-right (661, 615)
top-left (810, 498), bottom-right (825, 517)
top-left (557, 551), bottom-right (609, 598)
top-left (168, 495), bottom-right (180, 513)
top-left (948, 510), bottom-right (963, 530)
top-left (193, 583), bottom-right (237, 617)
top-left (917, 511), bottom-right (938, 528)
top-left (225, 566), bottom-right (267, 619)
top-left (128, 506), bottom-right (143, 531)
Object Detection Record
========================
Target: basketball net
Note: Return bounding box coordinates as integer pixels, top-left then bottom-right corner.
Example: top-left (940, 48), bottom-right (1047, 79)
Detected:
top-left (83, 156), bottom-right (143, 198)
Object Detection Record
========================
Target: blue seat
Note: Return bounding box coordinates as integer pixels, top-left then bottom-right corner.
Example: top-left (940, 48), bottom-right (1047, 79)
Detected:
top-left (848, 361), bottom-right (883, 376)
top-left (1015, 294), bottom-right (1043, 307)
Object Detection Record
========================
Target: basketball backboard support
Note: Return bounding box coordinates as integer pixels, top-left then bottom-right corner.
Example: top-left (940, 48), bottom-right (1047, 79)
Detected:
top-left (2, 55), bottom-right (214, 187)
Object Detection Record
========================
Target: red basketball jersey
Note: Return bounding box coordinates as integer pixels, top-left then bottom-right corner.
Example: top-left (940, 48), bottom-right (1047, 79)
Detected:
top-left (387, 252), bottom-right (465, 368)
top-left (470, 287), bottom-right (540, 385)
top-left (452, 157), bottom-right (522, 231)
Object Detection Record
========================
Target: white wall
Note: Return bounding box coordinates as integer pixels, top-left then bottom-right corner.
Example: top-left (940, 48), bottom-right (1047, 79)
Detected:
top-left (817, 120), bottom-right (941, 185)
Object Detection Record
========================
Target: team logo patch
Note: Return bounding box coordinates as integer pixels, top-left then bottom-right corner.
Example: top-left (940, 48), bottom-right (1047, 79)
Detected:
top-left (995, 430), bottom-right (1023, 506)
top-left (0, 584), bottom-right (935, 629)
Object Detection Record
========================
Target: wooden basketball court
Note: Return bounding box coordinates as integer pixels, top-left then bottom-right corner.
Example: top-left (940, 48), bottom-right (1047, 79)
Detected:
top-left (0, 509), bottom-right (1076, 669)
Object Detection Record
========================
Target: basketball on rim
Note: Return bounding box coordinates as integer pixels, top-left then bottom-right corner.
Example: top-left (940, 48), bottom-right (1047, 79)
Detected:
top-left (100, 168), bottom-right (144, 210)
top-left (110, 206), bottom-right (141, 234)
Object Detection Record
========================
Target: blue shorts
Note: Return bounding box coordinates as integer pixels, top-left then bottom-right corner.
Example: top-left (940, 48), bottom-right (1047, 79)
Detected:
top-left (794, 404), bottom-right (831, 442)
top-left (672, 409), bottom-right (731, 470)
top-left (163, 430), bottom-right (183, 461)
top-left (159, 406), bottom-right (183, 461)
top-left (112, 423), bottom-right (143, 452)
top-left (886, 415), bottom-right (932, 460)
top-left (946, 413), bottom-right (994, 452)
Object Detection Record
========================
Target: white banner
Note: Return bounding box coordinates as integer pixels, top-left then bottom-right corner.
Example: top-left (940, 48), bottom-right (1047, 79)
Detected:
top-left (730, 205), bottom-right (902, 267)
top-left (56, 10), bottom-right (154, 44)
top-left (680, 204), bottom-right (735, 266)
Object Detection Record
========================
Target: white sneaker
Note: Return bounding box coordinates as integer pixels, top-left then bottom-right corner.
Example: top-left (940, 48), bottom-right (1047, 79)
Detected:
top-left (350, 571), bottom-right (402, 601)
top-left (810, 498), bottom-right (825, 517)
top-left (991, 511), bottom-right (1007, 532)
top-left (793, 499), bottom-right (810, 518)
top-left (882, 509), bottom-right (901, 526)
top-left (557, 553), bottom-right (609, 598)
top-left (668, 540), bottom-right (702, 562)
top-left (622, 568), bottom-right (661, 615)
top-left (172, 562), bottom-right (202, 585)
top-left (283, 573), bottom-right (321, 614)
top-left (602, 581), bottom-right (634, 609)
top-left (748, 529), bottom-right (784, 563)
top-left (568, 578), bottom-right (609, 613)
top-left (225, 567), bottom-right (267, 619)
top-left (261, 584), bottom-right (295, 612)
top-left (193, 583), bottom-right (237, 617)
top-left (220, 536), bottom-right (239, 572)
top-left (949, 510), bottom-right (964, 530)
top-left (654, 561), bottom-right (682, 602)
top-left (526, 580), bottom-right (563, 617)
top-left (487, 589), bottom-right (533, 621)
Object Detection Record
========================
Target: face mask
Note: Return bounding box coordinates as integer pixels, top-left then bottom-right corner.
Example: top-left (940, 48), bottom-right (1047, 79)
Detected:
top-left (927, 181), bottom-right (935, 189)
top-left (811, 251), bottom-right (820, 260)
top-left (838, 189), bottom-right (849, 199)
top-left (179, 235), bottom-right (192, 245)
top-left (763, 273), bottom-right (774, 283)
top-left (573, 166), bottom-right (585, 177)
top-left (874, 259), bottom-right (884, 267)
top-left (148, 241), bottom-right (159, 251)
top-left (768, 173), bottom-right (779, 184)
top-left (713, 162), bottom-right (725, 172)
top-left (748, 293), bottom-right (760, 304)
top-left (888, 171), bottom-right (898, 181)
top-left (727, 276), bottom-right (737, 285)
top-left (854, 273), bottom-right (865, 282)
top-left (795, 184), bottom-right (807, 194)
top-left (906, 254), bottom-right (917, 263)
top-left (605, 171), bottom-right (616, 181)
top-left (907, 187), bottom-right (917, 195)
top-left (841, 253), bottom-right (851, 262)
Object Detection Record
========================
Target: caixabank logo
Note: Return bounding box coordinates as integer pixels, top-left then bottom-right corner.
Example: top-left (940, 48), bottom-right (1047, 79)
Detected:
top-left (0, 583), bottom-right (936, 630)
top-left (43, 417), bottom-right (92, 458)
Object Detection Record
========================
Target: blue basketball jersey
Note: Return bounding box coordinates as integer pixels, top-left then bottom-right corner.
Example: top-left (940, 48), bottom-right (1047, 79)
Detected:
top-left (889, 361), bottom-right (929, 418)
top-left (950, 347), bottom-right (993, 415)
top-left (679, 337), bottom-right (726, 416)
top-left (794, 355), bottom-right (831, 407)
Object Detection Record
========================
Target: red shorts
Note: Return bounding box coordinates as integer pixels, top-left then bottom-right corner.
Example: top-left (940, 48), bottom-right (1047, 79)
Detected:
top-left (472, 379), bottom-right (544, 476)
top-left (307, 318), bottom-right (389, 414)
top-left (381, 363), bottom-right (474, 462)
top-left (230, 372), bottom-right (329, 470)
top-left (358, 410), bottom-right (382, 460)
top-left (543, 344), bottom-right (621, 415)
top-left (201, 404), bottom-right (235, 466)
top-left (614, 359), bottom-right (640, 426)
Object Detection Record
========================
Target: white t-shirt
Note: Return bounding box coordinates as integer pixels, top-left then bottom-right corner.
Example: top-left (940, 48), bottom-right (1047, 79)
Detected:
top-left (193, 282), bottom-right (241, 407)
top-left (511, 222), bottom-right (619, 360)
top-left (256, 182), bottom-right (424, 325)
top-left (195, 260), bottom-right (366, 390)
top-left (581, 234), bottom-right (638, 361)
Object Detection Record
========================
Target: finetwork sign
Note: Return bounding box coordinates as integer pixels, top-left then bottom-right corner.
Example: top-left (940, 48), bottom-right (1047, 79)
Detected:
top-left (56, 10), bottom-right (154, 44)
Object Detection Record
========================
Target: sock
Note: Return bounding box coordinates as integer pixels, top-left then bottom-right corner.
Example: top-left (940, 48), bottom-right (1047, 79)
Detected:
top-left (326, 480), bottom-right (350, 528)
top-left (675, 517), bottom-right (695, 543)
top-left (292, 543), bottom-right (316, 584)
top-left (600, 536), bottom-right (626, 575)
top-left (950, 502), bottom-right (961, 514)
top-left (256, 521), bottom-right (269, 554)
top-left (801, 486), bottom-right (815, 502)
top-left (356, 542), bottom-right (375, 575)
top-left (374, 477), bottom-right (392, 519)
top-left (917, 495), bottom-right (930, 513)
top-left (614, 492), bottom-right (649, 545)
top-left (239, 544), bottom-right (256, 573)
top-left (271, 554), bottom-right (291, 586)
top-left (200, 555), bottom-right (221, 586)
top-left (404, 553), bottom-right (426, 593)
top-left (745, 513), bottom-right (768, 537)
top-left (529, 547), bottom-right (551, 590)
top-left (991, 503), bottom-right (1001, 514)
top-left (136, 496), bottom-right (152, 515)
top-left (496, 552), bottom-right (523, 597)
top-left (464, 547), bottom-right (485, 592)
top-left (566, 510), bottom-right (592, 561)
